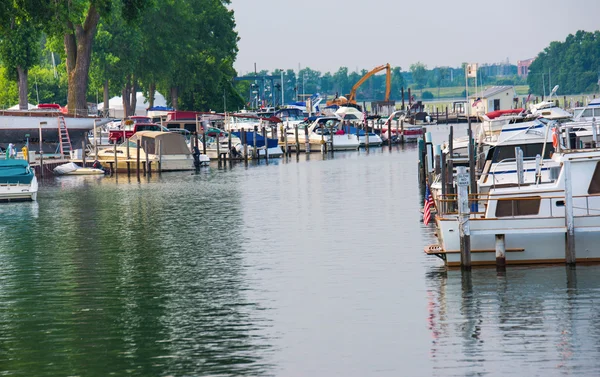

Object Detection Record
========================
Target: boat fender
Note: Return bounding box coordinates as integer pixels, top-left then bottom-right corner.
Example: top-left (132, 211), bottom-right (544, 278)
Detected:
top-left (552, 127), bottom-right (559, 149)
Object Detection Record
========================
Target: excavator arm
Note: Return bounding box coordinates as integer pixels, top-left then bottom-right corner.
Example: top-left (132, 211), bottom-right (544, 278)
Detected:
top-left (348, 63), bottom-right (391, 103)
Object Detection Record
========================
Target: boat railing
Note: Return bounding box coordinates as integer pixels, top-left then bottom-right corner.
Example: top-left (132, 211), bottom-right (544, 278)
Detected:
top-left (478, 193), bottom-right (600, 219)
top-left (489, 156), bottom-right (541, 189)
top-left (435, 193), bottom-right (489, 217)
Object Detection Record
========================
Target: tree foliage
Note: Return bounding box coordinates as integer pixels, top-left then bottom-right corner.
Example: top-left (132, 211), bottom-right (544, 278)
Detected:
top-left (528, 30), bottom-right (600, 95)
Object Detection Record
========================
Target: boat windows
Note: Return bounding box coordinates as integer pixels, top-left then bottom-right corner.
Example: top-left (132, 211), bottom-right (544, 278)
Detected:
top-left (141, 136), bottom-right (156, 154)
top-left (495, 196), bottom-right (541, 217)
top-left (492, 143), bottom-right (553, 163)
top-left (587, 162), bottom-right (600, 194)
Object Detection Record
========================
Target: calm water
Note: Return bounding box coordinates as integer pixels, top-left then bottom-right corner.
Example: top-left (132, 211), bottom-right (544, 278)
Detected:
top-left (1, 141), bottom-right (600, 376)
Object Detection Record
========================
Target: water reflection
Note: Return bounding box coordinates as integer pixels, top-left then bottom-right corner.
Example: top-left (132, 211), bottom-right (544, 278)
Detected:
top-left (0, 172), bottom-right (272, 376)
top-left (426, 265), bottom-right (600, 376)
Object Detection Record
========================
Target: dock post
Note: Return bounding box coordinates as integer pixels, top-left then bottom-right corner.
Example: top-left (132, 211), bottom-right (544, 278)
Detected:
top-left (216, 130), bottom-right (221, 165)
top-left (495, 234), bottom-right (506, 269)
top-left (457, 166), bottom-right (471, 270)
top-left (321, 129), bottom-right (326, 154)
top-left (304, 125), bottom-right (310, 153)
top-left (228, 130), bottom-right (233, 163)
top-left (400, 120), bottom-right (405, 144)
top-left (202, 129), bottom-right (207, 155)
top-left (418, 138), bottom-right (426, 186)
top-left (445, 106), bottom-right (448, 124)
top-left (388, 121), bottom-right (392, 149)
top-left (93, 119), bottom-right (98, 160)
top-left (434, 145), bottom-right (441, 175)
top-left (113, 142), bottom-right (117, 176)
top-left (144, 141), bottom-right (149, 176)
top-left (262, 126), bottom-right (269, 163)
top-left (158, 139), bottom-right (162, 174)
top-left (467, 126), bottom-right (478, 212)
top-left (365, 121), bottom-right (370, 151)
top-left (253, 126), bottom-right (258, 160)
top-left (81, 140), bottom-right (86, 167)
top-left (294, 125), bottom-right (300, 154)
top-left (38, 121), bottom-right (45, 178)
top-left (126, 137), bottom-right (131, 176)
top-left (136, 140), bottom-right (141, 180)
top-left (592, 118), bottom-right (598, 148)
top-left (564, 159), bottom-right (576, 265)
top-left (284, 128), bottom-right (289, 156)
top-left (395, 119), bottom-right (399, 144)
top-left (243, 128), bottom-right (249, 166)
top-left (441, 152), bottom-right (447, 214)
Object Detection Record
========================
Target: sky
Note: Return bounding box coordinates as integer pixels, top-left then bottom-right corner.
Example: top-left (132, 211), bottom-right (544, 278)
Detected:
top-left (230, 0), bottom-right (600, 75)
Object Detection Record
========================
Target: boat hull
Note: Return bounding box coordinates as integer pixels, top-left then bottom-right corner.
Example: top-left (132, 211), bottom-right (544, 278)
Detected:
top-left (0, 176), bottom-right (38, 202)
top-left (0, 114), bottom-right (111, 153)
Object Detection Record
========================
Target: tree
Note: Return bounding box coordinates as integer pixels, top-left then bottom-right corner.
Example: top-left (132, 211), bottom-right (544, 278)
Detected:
top-left (410, 62), bottom-right (427, 91)
top-left (0, 8), bottom-right (41, 109)
top-left (23, 1), bottom-right (150, 114)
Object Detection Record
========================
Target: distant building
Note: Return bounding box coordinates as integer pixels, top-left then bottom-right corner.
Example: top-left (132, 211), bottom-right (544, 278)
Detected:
top-left (517, 58), bottom-right (535, 78)
top-left (470, 86), bottom-right (517, 114)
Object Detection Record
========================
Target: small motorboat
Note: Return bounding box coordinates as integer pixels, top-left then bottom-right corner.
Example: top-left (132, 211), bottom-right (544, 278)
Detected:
top-left (0, 158), bottom-right (38, 201)
top-left (53, 162), bottom-right (105, 175)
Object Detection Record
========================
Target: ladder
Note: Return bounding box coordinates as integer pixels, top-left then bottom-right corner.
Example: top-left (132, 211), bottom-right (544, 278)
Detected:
top-left (57, 116), bottom-right (73, 157)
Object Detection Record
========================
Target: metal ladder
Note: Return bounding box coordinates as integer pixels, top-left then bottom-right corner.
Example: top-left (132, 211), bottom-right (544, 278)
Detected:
top-left (57, 116), bottom-right (73, 157)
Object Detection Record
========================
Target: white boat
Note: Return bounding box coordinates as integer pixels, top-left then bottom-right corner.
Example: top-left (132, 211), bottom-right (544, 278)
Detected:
top-left (335, 106), bottom-right (383, 146)
top-left (96, 131), bottom-right (204, 171)
top-left (431, 145), bottom-right (600, 267)
top-left (0, 158), bottom-right (38, 201)
top-left (288, 116), bottom-right (360, 151)
top-left (53, 162), bottom-right (105, 175)
top-left (0, 105), bottom-right (111, 153)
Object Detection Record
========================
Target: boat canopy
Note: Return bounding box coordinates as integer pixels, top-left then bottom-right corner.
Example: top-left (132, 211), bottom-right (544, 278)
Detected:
top-left (0, 159), bottom-right (34, 184)
top-left (129, 131), bottom-right (191, 155)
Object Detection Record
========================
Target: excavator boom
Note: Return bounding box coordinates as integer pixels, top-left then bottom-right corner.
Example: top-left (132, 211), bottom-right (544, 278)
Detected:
top-left (326, 63), bottom-right (392, 108)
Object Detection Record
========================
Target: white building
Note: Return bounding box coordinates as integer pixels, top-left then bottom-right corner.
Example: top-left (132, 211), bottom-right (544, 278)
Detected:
top-left (469, 86), bottom-right (517, 115)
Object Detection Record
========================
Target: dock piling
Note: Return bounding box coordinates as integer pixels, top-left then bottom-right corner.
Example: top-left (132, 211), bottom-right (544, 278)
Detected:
top-left (136, 140), bottom-right (141, 180)
top-left (457, 166), bottom-right (471, 270)
top-left (564, 159), bottom-right (576, 265)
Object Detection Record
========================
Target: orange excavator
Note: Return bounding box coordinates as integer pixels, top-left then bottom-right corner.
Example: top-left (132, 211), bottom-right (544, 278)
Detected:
top-left (327, 63), bottom-right (392, 108)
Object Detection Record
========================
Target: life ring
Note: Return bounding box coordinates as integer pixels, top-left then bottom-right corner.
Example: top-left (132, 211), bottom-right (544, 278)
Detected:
top-left (552, 128), bottom-right (558, 149)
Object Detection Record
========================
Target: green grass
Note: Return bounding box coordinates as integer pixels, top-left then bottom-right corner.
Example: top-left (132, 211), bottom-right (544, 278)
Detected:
top-left (414, 85), bottom-right (529, 99)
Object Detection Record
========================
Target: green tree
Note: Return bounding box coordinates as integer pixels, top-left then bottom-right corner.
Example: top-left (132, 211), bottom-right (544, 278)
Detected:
top-left (410, 62), bottom-right (427, 91)
top-left (0, 8), bottom-right (41, 109)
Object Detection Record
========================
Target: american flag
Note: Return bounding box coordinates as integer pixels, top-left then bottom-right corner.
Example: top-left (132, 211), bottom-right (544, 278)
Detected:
top-left (423, 183), bottom-right (434, 226)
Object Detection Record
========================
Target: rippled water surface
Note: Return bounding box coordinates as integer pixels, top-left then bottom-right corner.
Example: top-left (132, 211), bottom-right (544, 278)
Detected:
top-left (1, 142), bottom-right (600, 376)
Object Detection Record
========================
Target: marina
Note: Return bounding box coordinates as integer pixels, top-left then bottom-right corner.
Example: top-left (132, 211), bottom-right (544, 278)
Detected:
top-left (2, 145), bottom-right (600, 375)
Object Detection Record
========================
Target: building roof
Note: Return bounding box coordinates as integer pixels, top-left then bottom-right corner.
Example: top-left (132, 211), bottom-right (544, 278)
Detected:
top-left (471, 86), bottom-right (514, 99)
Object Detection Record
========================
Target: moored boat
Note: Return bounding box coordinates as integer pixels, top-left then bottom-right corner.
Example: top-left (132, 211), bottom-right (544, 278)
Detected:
top-left (0, 158), bottom-right (38, 201)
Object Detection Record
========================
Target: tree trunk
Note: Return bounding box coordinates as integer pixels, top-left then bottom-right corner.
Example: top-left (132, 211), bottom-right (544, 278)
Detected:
top-left (16, 66), bottom-right (28, 110)
top-left (170, 86), bottom-right (178, 110)
top-left (103, 79), bottom-right (109, 117)
top-left (64, 5), bottom-right (100, 116)
top-left (148, 82), bottom-right (156, 108)
top-left (129, 80), bottom-right (137, 116)
top-left (122, 86), bottom-right (131, 119)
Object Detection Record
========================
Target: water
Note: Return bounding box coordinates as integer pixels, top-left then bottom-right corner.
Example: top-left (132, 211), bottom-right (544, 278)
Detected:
top-left (1, 144), bottom-right (600, 376)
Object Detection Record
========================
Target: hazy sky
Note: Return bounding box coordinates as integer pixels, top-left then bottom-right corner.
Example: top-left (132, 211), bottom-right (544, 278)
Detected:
top-left (231, 0), bottom-right (600, 74)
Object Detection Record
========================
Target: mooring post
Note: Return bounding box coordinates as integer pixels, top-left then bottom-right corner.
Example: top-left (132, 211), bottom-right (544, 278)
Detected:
top-left (262, 126), bottom-right (269, 163)
top-left (457, 166), bottom-right (471, 270)
top-left (564, 159), bottom-right (576, 265)
top-left (304, 125), bottom-right (310, 153)
top-left (388, 120), bottom-right (392, 149)
top-left (467, 126), bottom-right (478, 212)
top-left (202, 129), bottom-right (207, 155)
top-left (294, 125), bottom-right (300, 154)
top-left (400, 119), bottom-right (404, 144)
top-left (113, 142), bottom-right (117, 176)
top-left (253, 126), bottom-right (258, 160)
top-left (126, 137), bottom-right (131, 176)
top-left (592, 117), bottom-right (598, 148)
top-left (365, 121), bottom-right (370, 151)
top-left (93, 119), bottom-right (98, 160)
top-left (434, 144), bottom-right (441, 176)
top-left (441, 152), bottom-right (447, 214)
top-left (158, 139), bottom-right (162, 174)
top-left (284, 127), bottom-right (289, 156)
top-left (136, 139), bottom-right (141, 180)
top-left (495, 234), bottom-right (506, 269)
top-left (144, 141), bottom-right (149, 176)
top-left (81, 140), bottom-right (86, 167)
top-left (228, 130), bottom-right (233, 163)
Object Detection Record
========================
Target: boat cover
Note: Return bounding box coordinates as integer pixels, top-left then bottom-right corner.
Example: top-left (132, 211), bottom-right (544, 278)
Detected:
top-left (231, 132), bottom-right (278, 148)
top-left (0, 159), bottom-right (34, 184)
